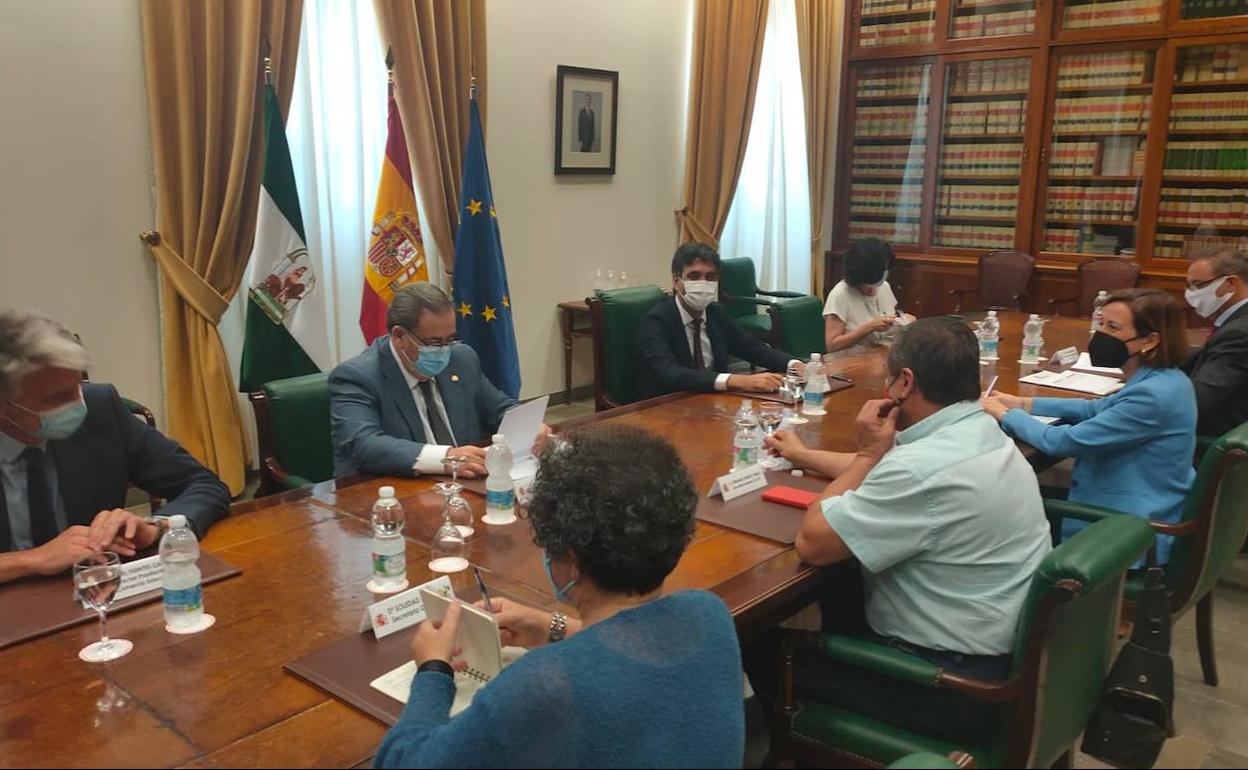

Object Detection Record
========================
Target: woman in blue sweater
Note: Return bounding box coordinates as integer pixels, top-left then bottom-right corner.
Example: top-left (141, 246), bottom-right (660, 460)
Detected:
top-left (374, 425), bottom-right (746, 769)
top-left (982, 288), bottom-right (1196, 563)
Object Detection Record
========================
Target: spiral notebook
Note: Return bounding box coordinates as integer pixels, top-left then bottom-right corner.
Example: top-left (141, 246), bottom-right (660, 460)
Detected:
top-left (369, 587), bottom-right (523, 715)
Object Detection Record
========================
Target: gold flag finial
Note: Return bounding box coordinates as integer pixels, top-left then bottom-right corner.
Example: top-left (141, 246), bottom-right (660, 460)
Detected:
top-left (469, 70), bottom-right (478, 100)
top-left (264, 57), bottom-right (273, 86)
top-left (385, 45), bottom-right (395, 85)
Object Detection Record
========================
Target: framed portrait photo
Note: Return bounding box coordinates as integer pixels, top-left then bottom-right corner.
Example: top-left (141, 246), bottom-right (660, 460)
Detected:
top-left (555, 65), bottom-right (618, 175)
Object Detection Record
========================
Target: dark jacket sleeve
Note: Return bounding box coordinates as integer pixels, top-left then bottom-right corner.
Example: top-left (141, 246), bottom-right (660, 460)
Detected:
top-left (1190, 325), bottom-right (1248, 432)
top-left (637, 307), bottom-right (721, 394)
top-left (107, 386), bottom-right (230, 538)
top-left (329, 361), bottom-right (426, 477)
top-left (717, 306), bottom-right (794, 372)
top-left (467, 346), bottom-right (517, 435)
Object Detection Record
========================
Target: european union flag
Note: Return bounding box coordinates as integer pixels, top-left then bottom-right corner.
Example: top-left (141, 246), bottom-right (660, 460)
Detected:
top-left (452, 95), bottom-right (521, 399)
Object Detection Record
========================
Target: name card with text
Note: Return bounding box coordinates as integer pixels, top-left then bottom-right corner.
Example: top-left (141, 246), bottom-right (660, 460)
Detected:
top-left (367, 576), bottom-right (455, 640)
top-left (708, 464), bottom-right (769, 503)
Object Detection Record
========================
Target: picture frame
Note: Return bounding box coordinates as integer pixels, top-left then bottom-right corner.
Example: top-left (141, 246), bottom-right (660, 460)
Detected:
top-left (554, 65), bottom-right (618, 175)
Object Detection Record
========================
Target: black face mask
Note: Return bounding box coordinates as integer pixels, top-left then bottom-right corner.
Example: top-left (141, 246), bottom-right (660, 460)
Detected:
top-left (1088, 330), bottom-right (1142, 369)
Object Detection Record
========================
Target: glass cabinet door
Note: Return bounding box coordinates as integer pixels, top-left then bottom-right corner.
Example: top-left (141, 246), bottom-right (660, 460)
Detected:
top-left (1061, 0), bottom-right (1163, 31)
top-left (1180, 0), bottom-right (1248, 21)
top-left (949, 0), bottom-right (1036, 39)
top-left (934, 57), bottom-right (1031, 250)
top-left (1156, 42), bottom-right (1248, 259)
top-left (1041, 48), bottom-right (1154, 257)
top-left (857, 0), bottom-right (936, 48)
top-left (848, 62), bottom-right (932, 245)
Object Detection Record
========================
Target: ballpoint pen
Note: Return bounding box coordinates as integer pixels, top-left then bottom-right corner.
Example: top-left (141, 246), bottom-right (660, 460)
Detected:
top-left (474, 567), bottom-right (497, 614)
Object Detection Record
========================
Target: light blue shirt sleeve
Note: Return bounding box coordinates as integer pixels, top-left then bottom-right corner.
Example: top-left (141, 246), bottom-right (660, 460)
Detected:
top-left (1002, 386), bottom-right (1160, 459)
top-left (821, 458), bottom-right (931, 573)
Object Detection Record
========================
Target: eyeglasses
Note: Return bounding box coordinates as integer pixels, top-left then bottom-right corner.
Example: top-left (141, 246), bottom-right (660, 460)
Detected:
top-left (406, 331), bottom-right (460, 347)
top-left (1186, 274), bottom-right (1230, 291)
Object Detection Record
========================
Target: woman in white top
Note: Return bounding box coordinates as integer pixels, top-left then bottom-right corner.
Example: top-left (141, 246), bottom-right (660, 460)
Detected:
top-left (824, 238), bottom-right (912, 351)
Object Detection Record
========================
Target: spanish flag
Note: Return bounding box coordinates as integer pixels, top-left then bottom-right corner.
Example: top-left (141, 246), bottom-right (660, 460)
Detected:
top-left (360, 83), bottom-right (428, 343)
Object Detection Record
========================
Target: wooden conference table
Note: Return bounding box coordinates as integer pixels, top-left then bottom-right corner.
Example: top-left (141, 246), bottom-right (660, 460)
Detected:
top-left (0, 312), bottom-right (1097, 768)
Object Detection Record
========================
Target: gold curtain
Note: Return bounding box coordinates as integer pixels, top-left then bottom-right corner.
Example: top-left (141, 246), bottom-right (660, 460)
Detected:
top-left (796, 0), bottom-right (841, 296)
top-left (374, 0), bottom-right (487, 281)
top-left (139, 0), bottom-right (303, 495)
top-left (677, 0), bottom-right (770, 247)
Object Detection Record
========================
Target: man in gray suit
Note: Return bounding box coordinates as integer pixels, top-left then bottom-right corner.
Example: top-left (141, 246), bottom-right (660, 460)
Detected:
top-left (331, 283), bottom-right (537, 478)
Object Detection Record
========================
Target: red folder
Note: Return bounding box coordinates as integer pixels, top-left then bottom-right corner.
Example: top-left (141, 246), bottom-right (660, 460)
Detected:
top-left (762, 486), bottom-right (821, 510)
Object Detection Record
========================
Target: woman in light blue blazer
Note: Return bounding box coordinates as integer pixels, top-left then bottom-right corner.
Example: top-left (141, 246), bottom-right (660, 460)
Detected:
top-left (982, 289), bottom-right (1197, 562)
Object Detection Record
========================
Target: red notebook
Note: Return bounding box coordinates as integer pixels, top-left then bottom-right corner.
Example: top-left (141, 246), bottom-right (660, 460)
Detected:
top-left (762, 486), bottom-right (821, 510)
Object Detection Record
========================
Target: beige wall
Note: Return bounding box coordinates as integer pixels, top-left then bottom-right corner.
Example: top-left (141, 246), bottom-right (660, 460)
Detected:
top-left (0, 0), bottom-right (163, 422)
top-left (486, 0), bottom-right (694, 399)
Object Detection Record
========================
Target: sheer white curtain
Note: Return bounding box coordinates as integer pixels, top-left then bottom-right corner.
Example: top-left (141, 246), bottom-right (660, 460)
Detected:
top-left (719, 0), bottom-right (811, 294)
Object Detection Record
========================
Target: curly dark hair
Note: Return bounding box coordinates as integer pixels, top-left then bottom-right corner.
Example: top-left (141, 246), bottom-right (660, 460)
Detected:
top-left (844, 237), bottom-right (895, 286)
top-left (527, 425), bottom-right (698, 595)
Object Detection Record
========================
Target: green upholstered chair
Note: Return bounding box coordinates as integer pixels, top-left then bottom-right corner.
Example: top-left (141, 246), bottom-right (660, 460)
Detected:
top-left (249, 372), bottom-right (334, 495)
top-left (768, 296), bottom-right (826, 361)
top-left (770, 514), bottom-right (1155, 769)
top-left (587, 285), bottom-right (667, 411)
top-left (1046, 420), bottom-right (1248, 687)
top-left (720, 257), bottom-right (805, 340)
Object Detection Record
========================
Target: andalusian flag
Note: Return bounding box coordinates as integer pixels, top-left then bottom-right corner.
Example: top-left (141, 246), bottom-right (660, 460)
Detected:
top-left (360, 81), bottom-right (428, 343)
top-left (239, 74), bottom-right (331, 392)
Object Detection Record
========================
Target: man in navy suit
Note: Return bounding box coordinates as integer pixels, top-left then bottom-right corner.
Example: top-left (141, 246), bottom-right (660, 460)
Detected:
top-left (0, 311), bottom-right (229, 584)
top-left (331, 283), bottom-right (544, 479)
top-left (1183, 248), bottom-right (1248, 437)
top-left (636, 243), bottom-right (803, 400)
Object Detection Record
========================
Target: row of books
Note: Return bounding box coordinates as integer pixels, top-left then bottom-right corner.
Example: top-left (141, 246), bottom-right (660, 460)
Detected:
top-left (1155, 233), bottom-right (1248, 259)
top-left (1048, 142), bottom-right (1100, 176)
top-left (857, 66), bottom-right (930, 99)
top-left (1062, 0), bottom-right (1162, 30)
top-left (1056, 51), bottom-right (1150, 90)
top-left (1178, 45), bottom-right (1248, 82)
top-left (849, 219), bottom-right (920, 243)
top-left (949, 59), bottom-right (1030, 95)
top-left (1181, 0), bottom-right (1248, 19)
top-left (940, 144), bottom-right (1024, 175)
top-left (1046, 185), bottom-right (1140, 220)
top-left (1043, 227), bottom-right (1128, 254)
top-left (1164, 142), bottom-right (1248, 176)
top-left (937, 185), bottom-right (1019, 218)
top-left (852, 146), bottom-right (926, 175)
top-left (859, 19), bottom-right (935, 47)
top-left (1158, 187), bottom-right (1248, 226)
top-left (944, 100), bottom-right (1026, 135)
top-left (1053, 95), bottom-right (1151, 133)
top-left (856, 105), bottom-right (929, 136)
top-left (1169, 92), bottom-right (1248, 131)
top-left (951, 9), bottom-right (1034, 38)
top-left (935, 224), bottom-right (1016, 249)
top-left (849, 182), bottom-right (924, 216)
top-left (861, 0), bottom-right (936, 16)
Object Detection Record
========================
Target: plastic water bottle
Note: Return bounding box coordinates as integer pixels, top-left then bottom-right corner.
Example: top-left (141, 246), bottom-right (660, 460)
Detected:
top-left (370, 486), bottom-right (407, 592)
top-left (732, 400), bottom-right (762, 470)
top-left (1090, 290), bottom-right (1109, 334)
top-left (803, 354), bottom-right (829, 416)
top-left (160, 515), bottom-right (204, 631)
top-left (485, 434), bottom-right (516, 523)
top-left (981, 311), bottom-right (1000, 361)
top-left (1022, 314), bottom-right (1046, 363)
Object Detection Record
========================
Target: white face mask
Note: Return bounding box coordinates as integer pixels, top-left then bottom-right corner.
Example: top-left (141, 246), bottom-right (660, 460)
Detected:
top-left (1186, 276), bottom-right (1230, 319)
top-left (681, 280), bottom-right (718, 312)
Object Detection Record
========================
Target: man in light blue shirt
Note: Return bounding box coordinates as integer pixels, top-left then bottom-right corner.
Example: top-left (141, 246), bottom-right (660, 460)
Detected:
top-left (758, 317), bottom-right (1051, 744)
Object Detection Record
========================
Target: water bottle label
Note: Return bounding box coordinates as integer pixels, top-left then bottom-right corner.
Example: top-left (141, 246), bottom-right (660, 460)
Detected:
top-left (487, 488), bottom-right (515, 510)
top-left (163, 585), bottom-right (203, 614)
top-left (804, 391), bottom-right (825, 405)
top-left (372, 551), bottom-right (406, 578)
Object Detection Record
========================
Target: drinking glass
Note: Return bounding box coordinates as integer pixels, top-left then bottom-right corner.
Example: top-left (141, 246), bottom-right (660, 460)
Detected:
top-left (758, 402), bottom-right (784, 469)
top-left (785, 362), bottom-right (809, 425)
top-left (437, 454), bottom-right (471, 497)
top-left (74, 552), bottom-right (133, 663)
top-left (440, 481), bottom-right (474, 538)
top-left (429, 509), bottom-right (468, 574)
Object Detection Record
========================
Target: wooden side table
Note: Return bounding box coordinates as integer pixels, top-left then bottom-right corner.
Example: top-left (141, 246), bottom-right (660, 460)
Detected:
top-left (557, 299), bottom-right (593, 404)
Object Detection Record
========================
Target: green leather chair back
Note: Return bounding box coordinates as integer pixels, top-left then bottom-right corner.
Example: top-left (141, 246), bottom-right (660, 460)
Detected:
top-left (597, 285), bottom-right (666, 406)
top-left (1011, 514), bottom-right (1155, 768)
top-left (720, 257), bottom-right (760, 320)
top-left (1167, 420), bottom-right (1248, 608)
top-left (262, 372), bottom-right (334, 486)
top-left (770, 296), bottom-right (825, 360)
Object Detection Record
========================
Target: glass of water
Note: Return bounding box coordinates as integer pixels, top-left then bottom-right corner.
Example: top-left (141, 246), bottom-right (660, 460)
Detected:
top-left (74, 552), bottom-right (133, 663)
top-left (785, 363), bottom-right (809, 425)
top-left (758, 402), bottom-right (784, 469)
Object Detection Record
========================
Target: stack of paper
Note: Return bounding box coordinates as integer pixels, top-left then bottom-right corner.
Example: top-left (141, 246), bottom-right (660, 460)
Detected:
top-left (1019, 369), bottom-right (1124, 396)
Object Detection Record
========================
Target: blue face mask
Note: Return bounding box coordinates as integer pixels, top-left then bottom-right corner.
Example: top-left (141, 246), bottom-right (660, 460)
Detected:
top-left (413, 345), bottom-right (452, 378)
top-left (542, 552), bottom-right (577, 604)
top-left (8, 395), bottom-right (88, 441)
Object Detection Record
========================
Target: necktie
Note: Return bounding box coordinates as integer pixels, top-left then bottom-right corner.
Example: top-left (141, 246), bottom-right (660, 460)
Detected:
top-left (692, 317), bottom-right (706, 370)
top-left (417, 380), bottom-right (455, 446)
top-left (24, 447), bottom-right (59, 547)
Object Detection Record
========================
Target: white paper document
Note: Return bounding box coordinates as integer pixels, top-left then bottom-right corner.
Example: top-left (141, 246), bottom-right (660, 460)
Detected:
top-left (1032, 415), bottom-right (1062, 426)
top-left (1019, 369), bottom-right (1124, 397)
top-left (498, 396), bottom-right (548, 479)
top-left (1073, 352), bottom-right (1123, 376)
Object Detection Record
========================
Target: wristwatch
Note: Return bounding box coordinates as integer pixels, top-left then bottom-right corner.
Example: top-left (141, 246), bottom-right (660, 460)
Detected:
top-left (548, 611), bottom-right (568, 644)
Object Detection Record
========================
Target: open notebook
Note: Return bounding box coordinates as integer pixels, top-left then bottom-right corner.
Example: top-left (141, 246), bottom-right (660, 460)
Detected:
top-left (370, 588), bottom-right (525, 716)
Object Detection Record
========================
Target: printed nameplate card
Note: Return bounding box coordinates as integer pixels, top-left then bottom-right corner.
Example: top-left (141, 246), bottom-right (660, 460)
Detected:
top-left (708, 464), bottom-right (769, 503)
top-left (366, 576), bottom-right (455, 640)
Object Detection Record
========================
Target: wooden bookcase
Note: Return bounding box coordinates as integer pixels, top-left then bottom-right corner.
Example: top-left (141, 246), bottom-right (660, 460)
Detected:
top-left (834, 0), bottom-right (1248, 314)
